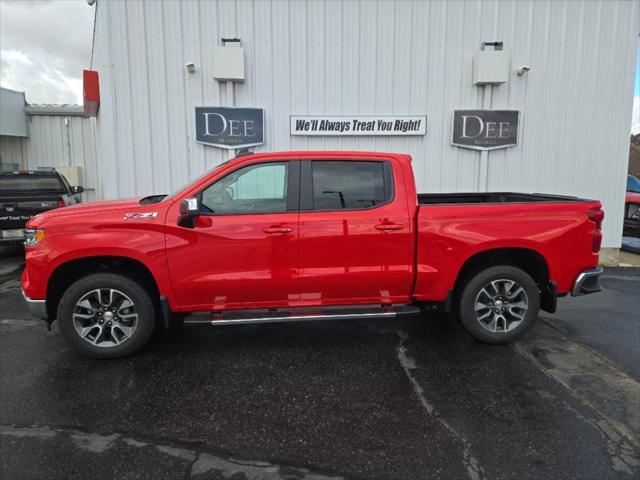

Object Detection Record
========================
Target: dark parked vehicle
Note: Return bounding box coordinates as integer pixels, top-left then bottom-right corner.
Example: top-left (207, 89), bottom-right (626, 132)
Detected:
top-left (0, 170), bottom-right (83, 244)
top-left (624, 175), bottom-right (640, 238)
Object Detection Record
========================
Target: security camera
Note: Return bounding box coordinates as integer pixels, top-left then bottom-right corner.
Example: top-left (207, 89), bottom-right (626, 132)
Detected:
top-left (517, 65), bottom-right (531, 76)
top-left (185, 62), bottom-right (196, 73)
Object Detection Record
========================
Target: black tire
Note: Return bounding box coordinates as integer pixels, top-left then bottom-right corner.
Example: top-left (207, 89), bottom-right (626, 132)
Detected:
top-left (458, 265), bottom-right (540, 344)
top-left (57, 273), bottom-right (156, 358)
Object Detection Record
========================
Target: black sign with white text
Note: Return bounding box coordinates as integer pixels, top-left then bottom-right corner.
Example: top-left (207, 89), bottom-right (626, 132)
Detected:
top-left (452, 110), bottom-right (519, 150)
top-left (195, 107), bottom-right (264, 149)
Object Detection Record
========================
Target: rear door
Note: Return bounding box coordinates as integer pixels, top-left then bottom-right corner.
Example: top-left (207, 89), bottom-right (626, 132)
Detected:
top-left (297, 158), bottom-right (413, 306)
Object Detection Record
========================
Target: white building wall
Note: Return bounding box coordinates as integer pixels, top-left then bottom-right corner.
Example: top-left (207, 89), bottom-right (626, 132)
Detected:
top-left (23, 115), bottom-right (99, 201)
top-left (92, 0), bottom-right (639, 248)
top-left (0, 135), bottom-right (27, 168)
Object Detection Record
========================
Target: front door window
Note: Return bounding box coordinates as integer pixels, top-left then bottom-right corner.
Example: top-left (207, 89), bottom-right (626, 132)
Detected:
top-left (201, 162), bottom-right (289, 215)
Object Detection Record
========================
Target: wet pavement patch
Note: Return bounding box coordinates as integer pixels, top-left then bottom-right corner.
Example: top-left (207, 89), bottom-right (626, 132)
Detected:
top-left (1, 262), bottom-right (639, 479)
top-left (1, 425), bottom-right (344, 480)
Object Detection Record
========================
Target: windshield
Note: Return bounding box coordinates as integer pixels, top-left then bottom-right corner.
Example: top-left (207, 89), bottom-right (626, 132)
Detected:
top-left (0, 175), bottom-right (65, 193)
top-left (627, 176), bottom-right (640, 193)
top-left (162, 160), bottom-right (231, 202)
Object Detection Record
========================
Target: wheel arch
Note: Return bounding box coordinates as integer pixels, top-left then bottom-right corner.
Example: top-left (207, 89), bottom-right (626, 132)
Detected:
top-left (46, 256), bottom-right (162, 321)
top-left (453, 247), bottom-right (556, 313)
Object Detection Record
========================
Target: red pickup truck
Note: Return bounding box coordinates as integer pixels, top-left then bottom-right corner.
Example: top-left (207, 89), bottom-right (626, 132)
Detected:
top-left (22, 151), bottom-right (604, 358)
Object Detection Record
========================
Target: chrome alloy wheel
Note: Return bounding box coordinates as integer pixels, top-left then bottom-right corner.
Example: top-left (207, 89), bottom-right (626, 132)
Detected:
top-left (72, 288), bottom-right (138, 347)
top-left (474, 279), bottom-right (529, 333)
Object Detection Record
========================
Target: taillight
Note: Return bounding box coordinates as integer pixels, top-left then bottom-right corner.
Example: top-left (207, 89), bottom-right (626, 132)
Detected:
top-left (588, 208), bottom-right (604, 253)
top-left (57, 198), bottom-right (65, 208)
top-left (588, 209), bottom-right (604, 230)
top-left (592, 230), bottom-right (602, 253)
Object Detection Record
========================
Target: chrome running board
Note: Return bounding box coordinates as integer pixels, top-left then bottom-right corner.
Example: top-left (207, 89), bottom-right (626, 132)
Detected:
top-left (183, 305), bottom-right (421, 327)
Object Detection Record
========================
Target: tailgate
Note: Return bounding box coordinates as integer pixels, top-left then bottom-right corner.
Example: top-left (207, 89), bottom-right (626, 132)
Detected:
top-left (0, 196), bottom-right (60, 230)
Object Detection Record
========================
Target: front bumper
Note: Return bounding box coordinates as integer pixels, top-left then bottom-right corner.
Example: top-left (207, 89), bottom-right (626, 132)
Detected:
top-left (0, 229), bottom-right (25, 243)
top-left (571, 268), bottom-right (603, 296)
top-left (21, 289), bottom-right (48, 320)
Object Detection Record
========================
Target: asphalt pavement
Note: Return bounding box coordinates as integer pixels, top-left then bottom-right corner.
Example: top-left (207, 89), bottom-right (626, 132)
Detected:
top-left (1, 246), bottom-right (639, 480)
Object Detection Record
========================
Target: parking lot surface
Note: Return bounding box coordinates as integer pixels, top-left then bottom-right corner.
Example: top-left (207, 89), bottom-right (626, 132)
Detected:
top-left (1, 247), bottom-right (639, 480)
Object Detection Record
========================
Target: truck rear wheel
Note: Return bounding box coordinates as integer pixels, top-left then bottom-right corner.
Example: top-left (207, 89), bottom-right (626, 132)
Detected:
top-left (458, 265), bottom-right (540, 344)
top-left (57, 273), bottom-right (156, 358)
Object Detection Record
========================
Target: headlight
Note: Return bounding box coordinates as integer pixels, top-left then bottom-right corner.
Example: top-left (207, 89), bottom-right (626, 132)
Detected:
top-left (24, 229), bottom-right (45, 247)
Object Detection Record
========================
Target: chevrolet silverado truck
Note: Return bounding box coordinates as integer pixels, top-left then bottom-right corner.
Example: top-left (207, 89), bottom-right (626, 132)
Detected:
top-left (1, 170), bottom-right (83, 244)
top-left (21, 151), bottom-right (604, 358)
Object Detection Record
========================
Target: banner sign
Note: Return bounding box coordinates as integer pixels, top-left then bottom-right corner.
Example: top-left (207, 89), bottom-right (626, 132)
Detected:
top-left (195, 107), bottom-right (264, 149)
top-left (290, 115), bottom-right (427, 136)
top-left (452, 110), bottom-right (519, 150)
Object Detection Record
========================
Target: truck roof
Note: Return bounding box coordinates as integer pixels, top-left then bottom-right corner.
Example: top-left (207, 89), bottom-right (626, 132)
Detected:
top-left (0, 170), bottom-right (60, 176)
top-left (228, 150), bottom-right (413, 168)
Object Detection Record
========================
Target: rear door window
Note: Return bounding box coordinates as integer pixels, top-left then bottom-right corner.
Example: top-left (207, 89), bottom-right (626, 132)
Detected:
top-left (310, 161), bottom-right (392, 210)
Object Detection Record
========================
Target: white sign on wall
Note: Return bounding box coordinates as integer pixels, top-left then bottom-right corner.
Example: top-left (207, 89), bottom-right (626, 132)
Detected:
top-left (290, 115), bottom-right (427, 136)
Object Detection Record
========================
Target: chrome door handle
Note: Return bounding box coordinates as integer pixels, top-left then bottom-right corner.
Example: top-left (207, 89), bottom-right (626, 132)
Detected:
top-left (375, 223), bottom-right (404, 231)
top-left (263, 226), bottom-right (293, 234)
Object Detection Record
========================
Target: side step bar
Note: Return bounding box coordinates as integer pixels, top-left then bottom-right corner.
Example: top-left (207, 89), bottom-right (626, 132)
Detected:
top-left (183, 305), bottom-right (421, 327)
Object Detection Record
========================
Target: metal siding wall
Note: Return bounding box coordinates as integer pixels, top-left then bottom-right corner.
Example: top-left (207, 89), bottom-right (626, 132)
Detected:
top-left (23, 115), bottom-right (98, 201)
top-left (0, 136), bottom-right (27, 167)
top-left (93, 0), bottom-right (639, 248)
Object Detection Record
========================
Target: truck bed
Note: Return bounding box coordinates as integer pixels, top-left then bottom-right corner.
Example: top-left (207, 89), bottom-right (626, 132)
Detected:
top-left (414, 194), bottom-right (602, 303)
top-left (418, 192), bottom-right (590, 205)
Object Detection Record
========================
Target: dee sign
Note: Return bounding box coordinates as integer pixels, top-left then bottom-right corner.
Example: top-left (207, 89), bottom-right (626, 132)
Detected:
top-left (195, 107), bottom-right (264, 149)
top-left (452, 110), bottom-right (519, 150)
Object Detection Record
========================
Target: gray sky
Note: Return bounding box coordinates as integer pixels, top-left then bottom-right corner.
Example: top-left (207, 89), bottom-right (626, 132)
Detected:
top-left (0, 0), bottom-right (93, 105)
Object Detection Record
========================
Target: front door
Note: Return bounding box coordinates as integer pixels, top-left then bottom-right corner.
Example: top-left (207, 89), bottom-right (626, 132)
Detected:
top-left (166, 160), bottom-right (300, 310)
top-left (297, 158), bottom-right (413, 306)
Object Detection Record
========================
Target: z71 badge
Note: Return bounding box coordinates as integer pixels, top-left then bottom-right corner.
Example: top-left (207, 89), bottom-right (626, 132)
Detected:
top-left (123, 212), bottom-right (158, 220)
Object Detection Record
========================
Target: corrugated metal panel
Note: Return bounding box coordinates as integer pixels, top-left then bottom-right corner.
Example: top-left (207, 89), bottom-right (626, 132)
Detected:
top-left (0, 88), bottom-right (28, 137)
top-left (92, 0), bottom-right (639, 247)
top-left (0, 135), bottom-right (27, 167)
top-left (23, 115), bottom-right (98, 201)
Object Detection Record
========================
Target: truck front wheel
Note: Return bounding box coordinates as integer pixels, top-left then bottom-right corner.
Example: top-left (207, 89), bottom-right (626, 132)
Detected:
top-left (57, 273), bottom-right (156, 358)
top-left (458, 265), bottom-right (540, 344)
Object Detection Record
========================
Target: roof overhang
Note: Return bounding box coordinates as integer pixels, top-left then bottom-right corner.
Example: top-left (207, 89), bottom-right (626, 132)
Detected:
top-left (0, 87), bottom-right (28, 137)
top-left (24, 105), bottom-right (87, 117)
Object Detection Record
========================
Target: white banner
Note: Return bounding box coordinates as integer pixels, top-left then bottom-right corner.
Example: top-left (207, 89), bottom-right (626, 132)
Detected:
top-left (290, 115), bottom-right (427, 136)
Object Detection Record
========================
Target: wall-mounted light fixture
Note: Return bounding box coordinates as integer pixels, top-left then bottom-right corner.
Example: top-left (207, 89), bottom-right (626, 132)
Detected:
top-left (473, 41), bottom-right (507, 85)
top-left (517, 65), bottom-right (531, 76)
top-left (186, 62), bottom-right (196, 73)
top-left (213, 38), bottom-right (245, 83)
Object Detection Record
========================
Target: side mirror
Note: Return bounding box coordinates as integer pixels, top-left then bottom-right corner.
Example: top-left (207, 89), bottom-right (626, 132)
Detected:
top-left (71, 186), bottom-right (84, 194)
top-left (180, 197), bottom-right (200, 216)
top-left (178, 197), bottom-right (200, 228)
